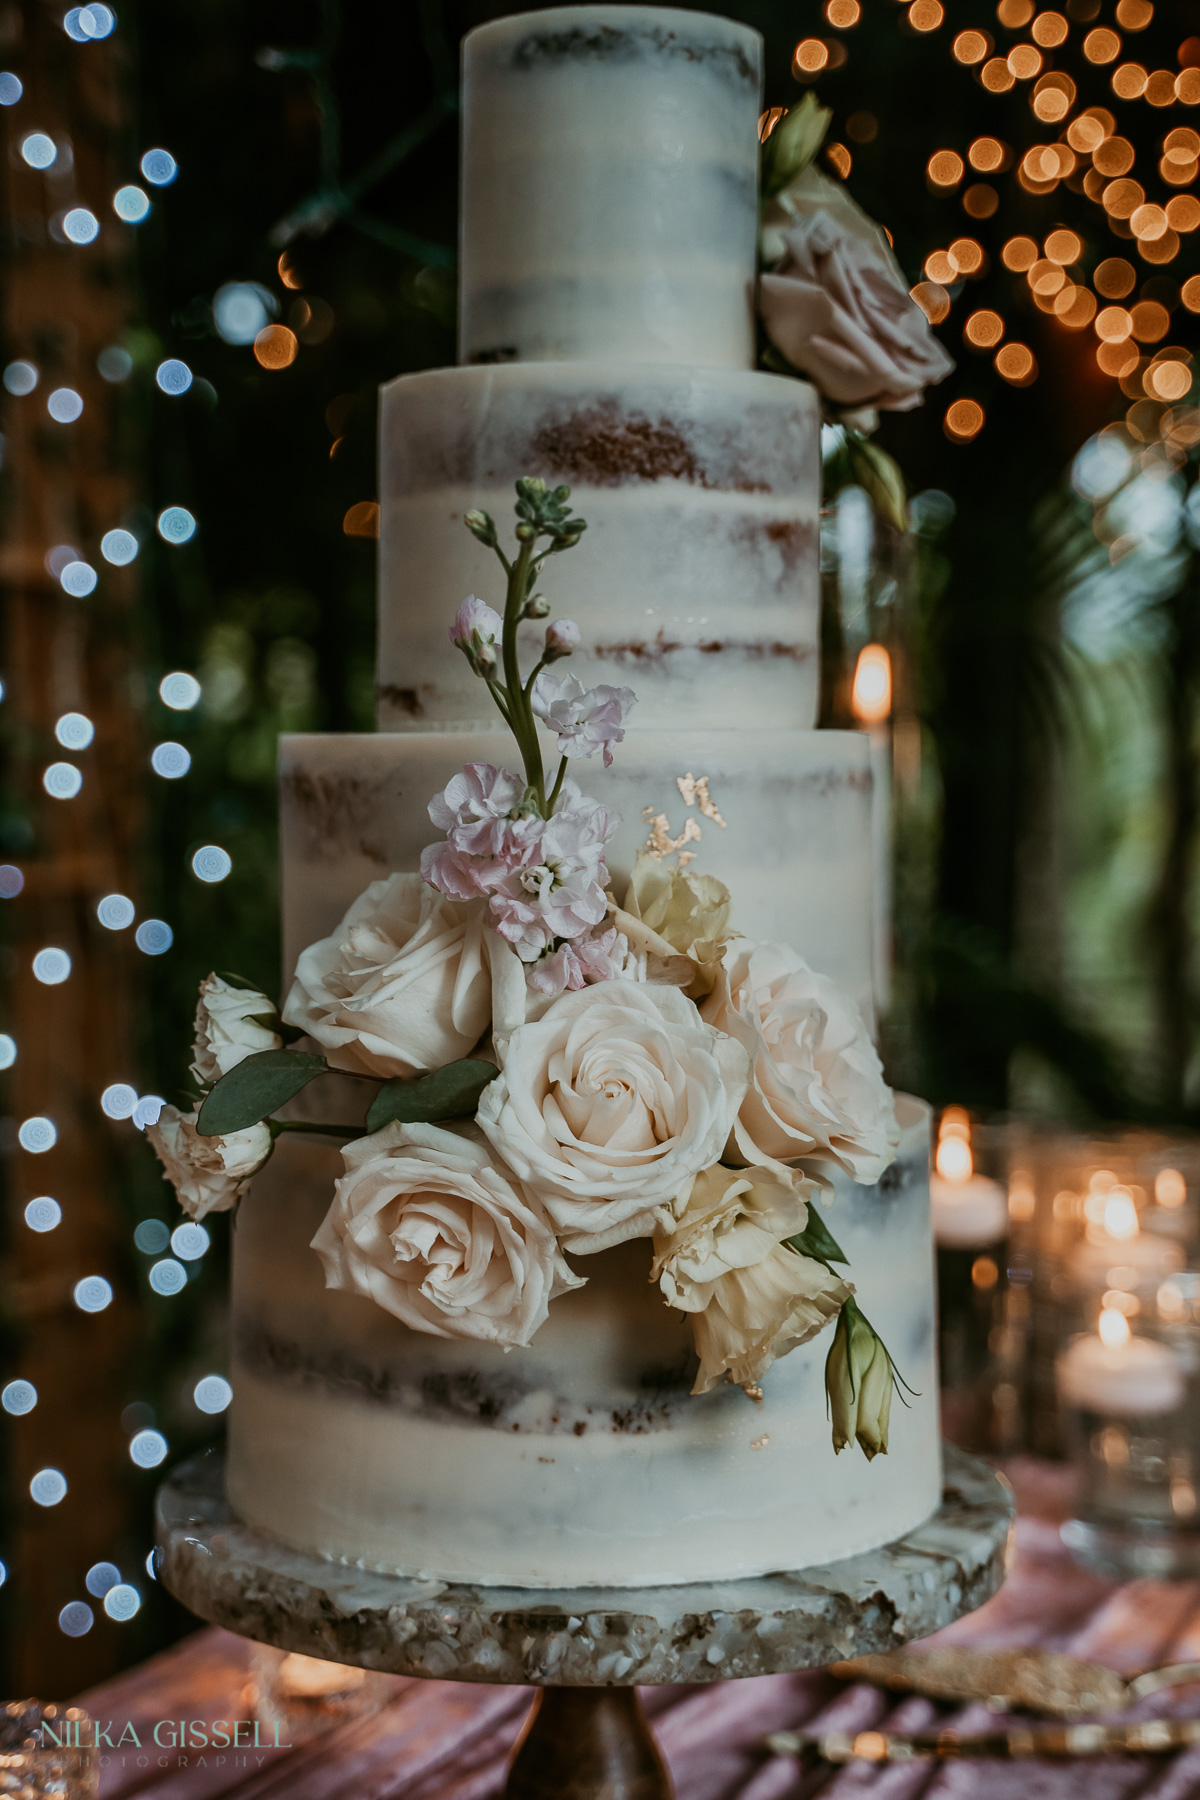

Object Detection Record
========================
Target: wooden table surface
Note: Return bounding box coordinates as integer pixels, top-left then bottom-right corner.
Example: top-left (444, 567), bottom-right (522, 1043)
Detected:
top-left (78, 1459), bottom-right (1200, 1800)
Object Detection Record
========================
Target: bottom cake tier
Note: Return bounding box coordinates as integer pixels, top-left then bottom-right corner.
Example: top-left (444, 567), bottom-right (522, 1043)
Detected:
top-left (226, 1097), bottom-right (939, 1589)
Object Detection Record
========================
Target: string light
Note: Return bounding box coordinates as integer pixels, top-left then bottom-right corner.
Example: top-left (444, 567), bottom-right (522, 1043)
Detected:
top-left (155, 358), bottom-right (192, 395)
top-left (151, 741), bottom-right (191, 779)
top-left (135, 919), bottom-right (173, 955)
top-left (62, 207), bottom-right (98, 244)
top-left (982, 57), bottom-right (1016, 90)
top-left (1167, 195), bottom-right (1200, 231)
top-left (908, 1), bottom-right (944, 31)
top-left (911, 281), bottom-right (951, 322)
top-left (97, 893), bottom-right (135, 929)
top-left (1131, 299), bottom-right (1170, 339)
top-left (113, 185), bottom-right (149, 223)
top-left (104, 1585), bottom-right (140, 1622)
top-left (55, 713), bottom-right (93, 749)
top-left (47, 388), bottom-right (83, 423)
top-left (969, 137), bottom-right (1006, 171)
top-left (965, 309), bottom-right (1005, 346)
top-left (997, 0), bottom-right (1034, 25)
top-left (253, 324), bottom-right (298, 369)
top-left (1113, 62), bottom-right (1148, 97)
top-left (193, 1375), bottom-right (233, 1414)
top-left (157, 506), bottom-right (196, 543)
top-left (1178, 69), bottom-right (1200, 103)
top-left (928, 149), bottom-right (964, 186)
top-left (140, 147), bottom-right (177, 185)
top-left (1084, 27), bottom-right (1121, 60)
top-left (1104, 178), bottom-right (1145, 218)
top-left (792, 38), bottom-right (827, 72)
top-left (31, 949), bottom-right (70, 985)
top-left (20, 132), bottom-right (56, 168)
top-left (1045, 229), bottom-right (1083, 264)
top-left (949, 237), bottom-right (984, 274)
top-left (1067, 113), bottom-right (1107, 152)
top-left (945, 398), bottom-right (985, 440)
top-left (191, 845), bottom-right (232, 883)
top-left (1096, 305), bottom-right (1135, 339)
top-left (0, 72), bottom-right (22, 104)
top-left (24, 1198), bottom-right (60, 1232)
top-left (1095, 256), bottom-right (1136, 296)
top-left (1145, 69), bottom-right (1177, 105)
top-left (85, 1562), bottom-right (120, 1597)
top-left (101, 528), bottom-right (138, 565)
top-left (954, 29), bottom-right (991, 61)
top-left (3, 360), bottom-right (37, 395)
top-left (1007, 43), bottom-right (1043, 77)
top-left (964, 184), bottom-right (999, 217)
top-left (1031, 10), bottom-right (1068, 45)
top-left (128, 1429), bottom-right (168, 1467)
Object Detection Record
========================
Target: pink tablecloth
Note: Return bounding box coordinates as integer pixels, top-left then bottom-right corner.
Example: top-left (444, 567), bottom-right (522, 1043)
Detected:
top-left (79, 1460), bottom-right (1200, 1800)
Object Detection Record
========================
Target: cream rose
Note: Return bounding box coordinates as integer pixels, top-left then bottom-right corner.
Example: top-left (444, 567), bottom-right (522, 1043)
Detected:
top-left (653, 1164), bottom-right (851, 1394)
top-left (190, 974), bottom-right (281, 1086)
top-left (311, 1121), bottom-right (582, 1347)
top-left (610, 853), bottom-right (733, 998)
top-left (478, 981), bottom-right (749, 1254)
top-left (283, 874), bottom-right (492, 1079)
top-left (703, 942), bottom-right (899, 1183)
top-left (146, 1106), bottom-right (271, 1220)
top-left (759, 164), bottom-right (954, 418)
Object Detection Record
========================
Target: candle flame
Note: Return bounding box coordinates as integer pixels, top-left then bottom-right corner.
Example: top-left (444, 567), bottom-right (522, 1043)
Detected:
top-left (1103, 1189), bottom-right (1139, 1241)
top-left (852, 644), bottom-right (892, 724)
top-left (936, 1134), bottom-right (973, 1182)
top-left (277, 1653), bottom-right (365, 1697)
top-left (1098, 1305), bottom-right (1132, 1349)
top-left (1156, 1167), bottom-right (1187, 1208)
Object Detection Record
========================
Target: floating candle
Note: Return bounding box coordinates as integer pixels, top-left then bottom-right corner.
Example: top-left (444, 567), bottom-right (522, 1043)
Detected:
top-left (929, 1110), bottom-right (1008, 1248)
top-left (1057, 1314), bottom-right (1185, 1417)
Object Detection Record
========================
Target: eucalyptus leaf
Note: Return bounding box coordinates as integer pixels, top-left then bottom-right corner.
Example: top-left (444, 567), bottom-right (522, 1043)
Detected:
top-left (761, 93), bottom-right (833, 199)
top-left (785, 1205), bottom-right (848, 1268)
top-left (214, 970), bottom-right (268, 993)
top-left (196, 1049), bottom-right (328, 1137)
top-left (366, 1059), bottom-right (498, 1134)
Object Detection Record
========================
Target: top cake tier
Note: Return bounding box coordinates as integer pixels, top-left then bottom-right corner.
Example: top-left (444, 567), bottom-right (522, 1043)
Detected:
top-left (459, 5), bottom-right (763, 369)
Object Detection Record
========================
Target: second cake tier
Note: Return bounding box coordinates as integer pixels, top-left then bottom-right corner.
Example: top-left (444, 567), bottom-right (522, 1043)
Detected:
top-left (279, 727), bottom-right (878, 1021)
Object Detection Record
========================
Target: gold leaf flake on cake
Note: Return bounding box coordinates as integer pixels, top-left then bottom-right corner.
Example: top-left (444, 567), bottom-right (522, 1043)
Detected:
top-left (641, 807), bottom-right (703, 862)
top-left (676, 772), bottom-right (727, 827)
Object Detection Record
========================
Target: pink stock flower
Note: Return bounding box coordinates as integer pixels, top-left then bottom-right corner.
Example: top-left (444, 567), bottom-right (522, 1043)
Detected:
top-left (527, 926), bottom-right (635, 997)
top-left (448, 596), bottom-right (504, 677)
top-left (427, 763), bottom-right (528, 857)
top-left (532, 671), bottom-right (636, 769)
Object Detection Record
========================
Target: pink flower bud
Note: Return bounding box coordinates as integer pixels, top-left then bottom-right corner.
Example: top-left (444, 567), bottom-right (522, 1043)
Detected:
top-left (449, 595), bottom-right (503, 678)
top-left (544, 619), bottom-right (580, 663)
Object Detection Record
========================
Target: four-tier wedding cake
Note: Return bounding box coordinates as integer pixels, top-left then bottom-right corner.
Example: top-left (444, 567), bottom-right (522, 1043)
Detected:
top-left (151, 4), bottom-right (941, 1590)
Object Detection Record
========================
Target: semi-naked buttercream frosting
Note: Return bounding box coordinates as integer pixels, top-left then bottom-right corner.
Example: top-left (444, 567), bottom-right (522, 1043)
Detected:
top-left (225, 1), bottom-right (941, 1587)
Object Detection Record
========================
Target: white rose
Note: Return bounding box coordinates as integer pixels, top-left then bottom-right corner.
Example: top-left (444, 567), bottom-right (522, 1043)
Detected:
top-left (190, 974), bottom-right (281, 1085)
top-left (703, 942), bottom-right (899, 1183)
top-left (653, 1163), bottom-right (851, 1394)
top-left (283, 874), bottom-right (492, 1079)
top-left (609, 852), bottom-right (733, 998)
top-left (311, 1121), bottom-right (582, 1347)
top-left (478, 981), bottom-right (749, 1254)
top-left (146, 1105), bottom-right (271, 1220)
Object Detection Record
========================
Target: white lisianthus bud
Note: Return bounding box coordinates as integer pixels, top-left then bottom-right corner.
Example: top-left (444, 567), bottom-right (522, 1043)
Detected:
top-left (825, 1297), bottom-right (893, 1459)
top-left (146, 1105), bottom-right (271, 1220)
top-left (543, 619), bottom-right (580, 662)
top-left (523, 593), bottom-right (551, 620)
top-left (190, 974), bottom-right (281, 1086)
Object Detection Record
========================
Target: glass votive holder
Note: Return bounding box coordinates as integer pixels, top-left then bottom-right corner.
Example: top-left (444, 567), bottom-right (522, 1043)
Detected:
top-left (0, 1702), bottom-right (98, 1798)
top-left (931, 1108), bottom-right (1011, 1452)
top-left (248, 1646), bottom-right (393, 1744)
top-left (1058, 1307), bottom-right (1200, 1578)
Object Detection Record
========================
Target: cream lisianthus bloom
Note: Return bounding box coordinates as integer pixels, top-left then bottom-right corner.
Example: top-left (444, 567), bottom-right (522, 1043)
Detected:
top-left (703, 941), bottom-right (899, 1183)
top-left (146, 1106), bottom-right (271, 1220)
top-left (653, 1164), bottom-right (850, 1394)
top-left (609, 853), bottom-right (733, 998)
top-left (190, 974), bottom-right (281, 1086)
top-left (311, 1121), bottom-right (582, 1347)
top-left (283, 873), bottom-right (492, 1079)
top-left (478, 980), bottom-right (749, 1254)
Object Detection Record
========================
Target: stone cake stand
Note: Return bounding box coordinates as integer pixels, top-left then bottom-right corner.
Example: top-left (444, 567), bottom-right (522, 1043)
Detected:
top-left (156, 1443), bottom-right (1012, 1799)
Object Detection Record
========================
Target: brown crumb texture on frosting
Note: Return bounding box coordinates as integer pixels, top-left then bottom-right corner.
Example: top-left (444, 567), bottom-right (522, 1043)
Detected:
top-left (530, 403), bottom-right (785, 493)
top-left (593, 632), bottom-right (816, 666)
top-left (506, 20), bottom-right (759, 87)
top-left (281, 767), bottom-right (390, 865)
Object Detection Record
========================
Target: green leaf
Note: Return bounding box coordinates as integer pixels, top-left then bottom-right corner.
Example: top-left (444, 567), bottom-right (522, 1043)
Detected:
top-left (785, 1205), bottom-right (849, 1268)
top-left (196, 1049), bottom-right (329, 1137)
top-left (761, 93), bottom-right (833, 199)
top-left (214, 970), bottom-right (268, 993)
top-left (366, 1059), bottom-right (498, 1134)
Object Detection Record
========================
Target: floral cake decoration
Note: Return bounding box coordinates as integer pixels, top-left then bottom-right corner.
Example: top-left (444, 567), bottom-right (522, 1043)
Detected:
top-left (147, 479), bottom-right (907, 1460)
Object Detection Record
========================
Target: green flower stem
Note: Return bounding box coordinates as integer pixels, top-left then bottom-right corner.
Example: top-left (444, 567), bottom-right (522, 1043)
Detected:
top-left (271, 1119), bottom-right (364, 1139)
top-left (546, 754), bottom-right (569, 813)
top-left (500, 537), bottom-right (548, 811)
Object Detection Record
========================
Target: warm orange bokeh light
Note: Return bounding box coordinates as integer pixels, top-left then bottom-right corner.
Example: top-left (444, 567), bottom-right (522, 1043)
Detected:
top-left (1146, 69), bottom-right (1178, 104)
top-left (1178, 68), bottom-right (1200, 103)
top-left (826, 0), bottom-right (861, 24)
top-left (945, 398), bottom-right (986, 440)
top-left (1141, 228), bottom-right (1181, 263)
top-left (1033, 86), bottom-right (1071, 121)
top-left (964, 183), bottom-right (1000, 217)
top-left (826, 142), bottom-right (852, 178)
top-left (1055, 285), bottom-right (1098, 327)
top-left (1008, 42), bottom-right (1043, 76)
top-left (965, 308), bottom-right (1005, 346)
top-left (1032, 9), bottom-right (1068, 44)
top-left (1145, 359), bottom-right (1193, 400)
top-left (277, 252), bottom-right (303, 291)
top-left (949, 237), bottom-right (984, 274)
top-left (911, 281), bottom-right (951, 323)
top-left (909, 0), bottom-right (944, 28)
top-left (1095, 256), bottom-right (1136, 296)
top-left (1045, 228), bottom-right (1083, 264)
top-left (982, 56), bottom-right (1017, 89)
top-left (1094, 135), bottom-right (1135, 175)
top-left (1029, 257), bottom-right (1066, 294)
top-left (969, 136), bottom-right (1006, 170)
top-left (253, 325), bottom-right (298, 370)
top-left (928, 149), bottom-right (965, 185)
top-left (1084, 27), bottom-right (1121, 60)
top-left (1104, 177), bottom-right (1146, 217)
top-left (996, 342), bottom-right (1037, 382)
top-left (924, 251), bottom-right (956, 283)
top-left (1183, 274), bottom-right (1200, 310)
top-left (1164, 126), bottom-right (1200, 157)
top-left (1095, 305), bottom-right (1134, 340)
top-left (954, 29), bottom-right (991, 61)
top-left (1132, 202), bottom-right (1169, 239)
top-left (852, 645), bottom-right (893, 724)
top-left (1002, 234), bottom-right (1039, 270)
top-left (1162, 155), bottom-right (1199, 184)
top-left (342, 501), bottom-right (380, 538)
top-left (1097, 339), bottom-right (1140, 376)
top-left (793, 37), bottom-right (829, 72)
top-left (1167, 194), bottom-right (1200, 231)
top-left (1130, 299), bottom-right (1170, 340)
top-left (1116, 0), bottom-right (1153, 23)
top-left (1067, 113), bottom-right (1108, 152)
top-left (997, 0), bottom-right (1034, 22)
top-left (1112, 62), bottom-right (1149, 97)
